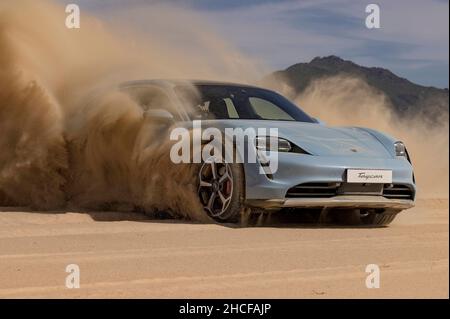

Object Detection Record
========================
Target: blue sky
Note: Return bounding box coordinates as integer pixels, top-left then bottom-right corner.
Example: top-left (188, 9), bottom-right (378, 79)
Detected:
top-left (68, 0), bottom-right (449, 88)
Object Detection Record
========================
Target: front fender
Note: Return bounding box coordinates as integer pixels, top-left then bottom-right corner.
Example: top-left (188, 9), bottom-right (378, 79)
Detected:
top-left (352, 127), bottom-right (399, 158)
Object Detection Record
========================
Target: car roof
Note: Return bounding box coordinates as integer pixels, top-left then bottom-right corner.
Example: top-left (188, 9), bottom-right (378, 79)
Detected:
top-left (119, 79), bottom-right (261, 90)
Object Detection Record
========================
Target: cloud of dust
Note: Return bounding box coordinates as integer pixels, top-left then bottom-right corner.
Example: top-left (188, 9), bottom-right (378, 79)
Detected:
top-left (0, 0), bottom-right (262, 220)
top-left (286, 76), bottom-right (449, 198)
top-left (2, 0), bottom-right (445, 223)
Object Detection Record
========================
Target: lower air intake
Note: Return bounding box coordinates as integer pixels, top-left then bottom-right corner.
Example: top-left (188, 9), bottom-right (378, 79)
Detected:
top-left (382, 184), bottom-right (414, 200)
top-left (286, 183), bottom-right (339, 198)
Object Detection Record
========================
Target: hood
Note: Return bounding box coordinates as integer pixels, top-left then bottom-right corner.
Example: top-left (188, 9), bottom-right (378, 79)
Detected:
top-left (197, 120), bottom-right (393, 158)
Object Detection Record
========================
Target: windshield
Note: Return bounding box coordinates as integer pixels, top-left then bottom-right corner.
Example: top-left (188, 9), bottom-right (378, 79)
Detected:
top-left (175, 84), bottom-right (315, 123)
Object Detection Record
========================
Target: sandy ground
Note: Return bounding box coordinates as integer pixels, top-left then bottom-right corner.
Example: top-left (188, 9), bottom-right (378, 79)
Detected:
top-left (0, 198), bottom-right (448, 298)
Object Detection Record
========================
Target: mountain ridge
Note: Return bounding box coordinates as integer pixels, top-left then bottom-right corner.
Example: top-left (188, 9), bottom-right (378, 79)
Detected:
top-left (263, 55), bottom-right (449, 119)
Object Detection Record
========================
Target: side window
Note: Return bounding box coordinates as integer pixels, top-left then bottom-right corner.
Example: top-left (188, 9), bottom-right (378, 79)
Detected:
top-left (125, 86), bottom-right (175, 116)
top-left (249, 97), bottom-right (294, 121)
top-left (224, 98), bottom-right (239, 119)
top-left (195, 97), bottom-right (239, 119)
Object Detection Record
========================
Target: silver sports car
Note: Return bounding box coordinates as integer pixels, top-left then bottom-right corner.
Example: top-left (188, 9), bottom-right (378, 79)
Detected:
top-left (121, 80), bottom-right (416, 226)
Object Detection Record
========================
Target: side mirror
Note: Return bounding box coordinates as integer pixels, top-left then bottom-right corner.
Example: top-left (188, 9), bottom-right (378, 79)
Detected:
top-left (145, 109), bottom-right (174, 123)
top-left (313, 117), bottom-right (326, 126)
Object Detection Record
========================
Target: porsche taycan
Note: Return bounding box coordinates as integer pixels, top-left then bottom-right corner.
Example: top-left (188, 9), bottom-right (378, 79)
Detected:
top-left (121, 80), bottom-right (416, 225)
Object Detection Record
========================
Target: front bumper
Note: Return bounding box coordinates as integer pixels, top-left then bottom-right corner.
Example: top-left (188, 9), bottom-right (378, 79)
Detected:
top-left (247, 195), bottom-right (415, 210)
top-left (243, 152), bottom-right (417, 200)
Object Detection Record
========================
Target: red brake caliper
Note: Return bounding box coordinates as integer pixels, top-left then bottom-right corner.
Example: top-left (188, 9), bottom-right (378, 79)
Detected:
top-left (225, 179), bottom-right (231, 196)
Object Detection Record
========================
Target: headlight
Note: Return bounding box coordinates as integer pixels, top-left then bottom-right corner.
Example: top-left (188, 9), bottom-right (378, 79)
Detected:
top-left (394, 141), bottom-right (407, 157)
top-left (255, 136), bottom-right (292, 152)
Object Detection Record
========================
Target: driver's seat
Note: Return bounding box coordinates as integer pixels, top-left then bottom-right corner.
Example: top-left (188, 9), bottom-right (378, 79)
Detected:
top-left (208, 98), bottom-right (230, 119)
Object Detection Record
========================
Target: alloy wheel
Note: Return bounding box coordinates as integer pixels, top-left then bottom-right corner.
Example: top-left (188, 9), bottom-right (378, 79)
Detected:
top-left (198, 157), bottom-right (234, 218)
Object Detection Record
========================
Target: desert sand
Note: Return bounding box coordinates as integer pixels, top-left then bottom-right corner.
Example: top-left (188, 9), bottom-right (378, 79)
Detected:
top-left (0, 198), bottom-right (447, 299)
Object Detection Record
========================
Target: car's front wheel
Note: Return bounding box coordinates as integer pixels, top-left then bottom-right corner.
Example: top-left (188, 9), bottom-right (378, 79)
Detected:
top-left (360, 209), bottom-right (400, 226)
top-left (335, 208), bottom-right (400, 226)
top-left (198, 156), bottom-right (245, 222)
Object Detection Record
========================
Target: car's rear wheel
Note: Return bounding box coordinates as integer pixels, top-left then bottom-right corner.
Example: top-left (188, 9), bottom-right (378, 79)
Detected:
top-left (198, 156), bottom-right (245, 222)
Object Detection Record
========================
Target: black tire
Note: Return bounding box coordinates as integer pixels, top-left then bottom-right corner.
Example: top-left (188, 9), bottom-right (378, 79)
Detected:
top-left (198, 157), bottom-right (245, 223)
top-left (361, 209), bottom-right (400, 226)
top-left (333, 208), bottom-right (400, 226)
